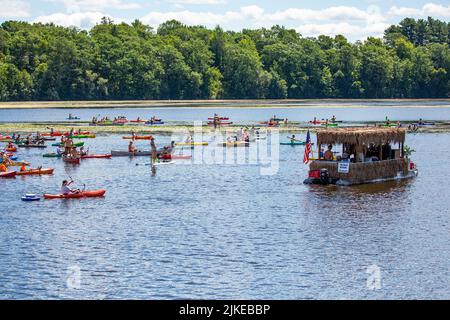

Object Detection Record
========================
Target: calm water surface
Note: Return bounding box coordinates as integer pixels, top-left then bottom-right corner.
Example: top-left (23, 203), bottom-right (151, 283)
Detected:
top-left (1, 130), bottom-right (449, 299)
top-left (2, 101), bottom-right (450, 123)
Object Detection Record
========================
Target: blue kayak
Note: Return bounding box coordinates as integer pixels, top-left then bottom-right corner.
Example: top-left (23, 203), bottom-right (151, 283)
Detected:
top-left (21, 194), bottom-right (41, 201)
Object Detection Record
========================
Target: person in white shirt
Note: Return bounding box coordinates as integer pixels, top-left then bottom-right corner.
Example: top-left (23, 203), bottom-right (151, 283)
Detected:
top-left (61, 180), bottom-right (79, 195)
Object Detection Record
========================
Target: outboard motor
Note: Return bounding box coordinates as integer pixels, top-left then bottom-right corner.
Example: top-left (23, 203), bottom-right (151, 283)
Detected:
top-left (320, 168), bottom-right (330, 185)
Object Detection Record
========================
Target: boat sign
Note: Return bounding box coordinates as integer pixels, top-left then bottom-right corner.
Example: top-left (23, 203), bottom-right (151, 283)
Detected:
top-left (338, 162), bottom-right (350, 173)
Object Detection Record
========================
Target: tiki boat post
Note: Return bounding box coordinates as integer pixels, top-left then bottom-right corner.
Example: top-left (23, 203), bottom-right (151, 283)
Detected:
top-left (304, 127), bottom-right (418, 186)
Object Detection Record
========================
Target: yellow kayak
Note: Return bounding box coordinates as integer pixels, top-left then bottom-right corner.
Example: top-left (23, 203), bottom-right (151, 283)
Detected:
top-left (175, 142), bottom-right (208, 146)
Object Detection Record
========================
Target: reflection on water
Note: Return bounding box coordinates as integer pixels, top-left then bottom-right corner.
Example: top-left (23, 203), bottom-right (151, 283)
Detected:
top-left (0, 132), bottom-right (449, 299)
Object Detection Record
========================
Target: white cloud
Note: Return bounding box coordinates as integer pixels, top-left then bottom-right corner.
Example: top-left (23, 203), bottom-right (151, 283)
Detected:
top-left (297, 22), bottom-right (390, 40)
top-left (0, 0), bottom-right (30, 18)
top-left (167, 0), bottom-right (226, 4)
top-left (388, 3), bottom-right (450, 18)
top-left (48, 0), bottom-right (141, 13)
top-left (34, 12), bottom-right (125, 29)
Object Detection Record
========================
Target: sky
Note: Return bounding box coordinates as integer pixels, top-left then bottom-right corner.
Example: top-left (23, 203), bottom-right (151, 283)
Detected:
top-left (0, 0), bottom-right (449, 41)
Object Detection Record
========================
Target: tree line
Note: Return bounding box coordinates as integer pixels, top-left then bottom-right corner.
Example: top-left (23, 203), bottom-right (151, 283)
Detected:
top-left (0, 17), bottom-right (449, 101)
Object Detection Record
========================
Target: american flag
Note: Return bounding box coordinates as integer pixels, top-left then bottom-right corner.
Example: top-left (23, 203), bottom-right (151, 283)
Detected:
top-left (303, 129), bottom-right (312, 164)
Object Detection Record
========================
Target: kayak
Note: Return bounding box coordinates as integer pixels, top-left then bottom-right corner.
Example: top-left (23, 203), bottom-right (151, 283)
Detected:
top-left (21, 194), bottom-right (41, 201)
top-left (63, 157), bottom-right (80, 164)
top-left (43, 153), bottom-right (62, 158)
top-left (16, 168), bottom-right (54, 176)
top-left (63, 131), bottom-right (91, 136)
top-left (413, 122), bottom-right (435, 126)
top-left (320, 123), bottom-right (339, 127)
top-left (52, 142), bottom-right (84, 147)
top-left (18, 144), bottom-right (47, 148)
top-left (130, 119), bottom-right (148, 123)
top-left (5, 147), bottom-right (17, 152)
top-left (175, 142), bottom-right (208, 146)
top-left (136, 160), bottom-right (176, 166)
top-left (44, 189), bottom-right (106, 199)
top-left (7, 161), bottom-right (31, 166)
top-left (219, 142), bottom-right (250, 147)
top-left (111, 150), bottom-right (152, 157)
top-left (66, 117), bottom-right (80, 120)
top-left (207, 122), bottom-right (233, 126)
top-left (208, 117), bottom-right (229, 120)
top-left (122, 136), bottom-right (153, 140)
top-left (41, 132), bottom-right (63, 137)
top-left (280, 141), bottom-right (307, 146)
top-left (145, 121), bottom-right (164, 125)
top-left (81, 154), bottom-right (112, 159)
top-left (41, 137), bottom-right (57, 141)
top-left (0, 171), bottom-right (16, 178)
top-left (171, 155), bottom-right (192, 159)
top-left (70, 134), bottom-right (96, 139)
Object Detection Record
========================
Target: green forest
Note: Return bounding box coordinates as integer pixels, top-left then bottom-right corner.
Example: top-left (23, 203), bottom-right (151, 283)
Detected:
top-left (0, 17), bottom-right (449, 101)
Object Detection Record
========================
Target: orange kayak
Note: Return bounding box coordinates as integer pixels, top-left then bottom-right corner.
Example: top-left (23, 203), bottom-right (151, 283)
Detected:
top-left (0, 171), bottom-right (16, 178)
top-left (122, 136), bottom-right (153, 140)
top-left (16, 168), bottom-right (54, 176)
top-left (5, 147), bottom-right (17, 152)
top-left (44, 189), bottom-right (106, 199)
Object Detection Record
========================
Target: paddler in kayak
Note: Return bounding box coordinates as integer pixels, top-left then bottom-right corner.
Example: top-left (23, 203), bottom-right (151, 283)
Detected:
top-left (0, 163), bottom-right (7, 172)
top-left (61, 180), bottom-right (80, 195)
top-left (288, 135), bottom-right (300, 143)
top-left (128, 141), bottom-right (138, 153)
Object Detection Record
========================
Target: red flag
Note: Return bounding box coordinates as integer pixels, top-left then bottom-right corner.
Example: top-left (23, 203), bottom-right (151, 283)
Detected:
top-left (303, 129), bottom-right (311, 164)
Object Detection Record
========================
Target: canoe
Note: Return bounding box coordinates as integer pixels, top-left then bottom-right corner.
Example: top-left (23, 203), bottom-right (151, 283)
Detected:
top-left (44, 189), bottom-right (106, 199)
top-left (81, 154), bottom-right (112, 159)
top-left (63, 157), bottom-right (80, 164)
top-left (52, 142), bottom-right (84, 147)
top-left (219, 142), bottom-right (250, 147)
top-left (0, 171), bottom-right (16, 178)
top-left (43, 153), bottom-right (62, 158)
top-left (16, 168), bottom-right (54, 176)
top-left (70, 135), bottom-right (96, 139)
top-left (18, 144), bottom-right (47, 148)
top-left (5, 147), bottom-right (17, 152)
top-left (122, 136), bottom-right (153, 140)
top-left (175, 142), bottom-right (208, 146)
top-left (111, 150), bottom-right (152, 157)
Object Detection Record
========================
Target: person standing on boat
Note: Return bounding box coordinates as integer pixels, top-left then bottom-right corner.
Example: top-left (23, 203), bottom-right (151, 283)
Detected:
top-left (150, 137), bottom-right (157, 164)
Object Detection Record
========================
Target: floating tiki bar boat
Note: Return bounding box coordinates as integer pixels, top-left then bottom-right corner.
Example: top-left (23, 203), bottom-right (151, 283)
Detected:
top-left (303, 128), bottom-right (418, 186)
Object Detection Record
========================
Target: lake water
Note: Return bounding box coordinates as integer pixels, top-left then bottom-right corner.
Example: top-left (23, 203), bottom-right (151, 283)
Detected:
top-left (2, 100), bottom-right (450, 123)
top-left (1, 129), bottom-right (449, 299)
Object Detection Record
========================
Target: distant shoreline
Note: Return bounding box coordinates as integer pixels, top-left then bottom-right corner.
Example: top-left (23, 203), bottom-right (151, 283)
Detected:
top-left (1, 99), bottom-right (450, 109)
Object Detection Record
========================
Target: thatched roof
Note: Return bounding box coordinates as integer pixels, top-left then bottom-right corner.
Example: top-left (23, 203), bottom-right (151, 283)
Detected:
top-left (317, 127), bottom-right (406, 146)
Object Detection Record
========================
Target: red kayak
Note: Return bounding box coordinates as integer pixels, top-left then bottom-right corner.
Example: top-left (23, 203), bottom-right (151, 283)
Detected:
top-left (41, 132), bottom-right (63, 137)
top-left (207, 122), bottom-right (233, 126)
top-left (44, 189), bottom-right (106, 199)
top-left (0, 171), bottom-right (16, 178)
top-left (208, 117), bottom-right (229, 120)
top-left (81, 154), bottom-right (112, 159)
top-left (5, 147), bottom-right (17, 152)
top-left (122, 136), bottom-right (153, 140)
top-left (63, 157), bottom-right (81, 164)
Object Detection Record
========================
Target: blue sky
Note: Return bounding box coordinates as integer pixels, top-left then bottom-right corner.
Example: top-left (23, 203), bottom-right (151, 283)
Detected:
top-left (1, 1), bottom-right (449, 40)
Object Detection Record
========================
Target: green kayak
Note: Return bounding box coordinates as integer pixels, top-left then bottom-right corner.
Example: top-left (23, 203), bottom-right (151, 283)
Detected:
top-left (280, 141), bottom-right (315, 146)
top-left (43, 153), bottom-right (62, 158)
top-left (320, 123), bottom-right (338, 127)
top-left (51, 141), bottom-right (84, 147)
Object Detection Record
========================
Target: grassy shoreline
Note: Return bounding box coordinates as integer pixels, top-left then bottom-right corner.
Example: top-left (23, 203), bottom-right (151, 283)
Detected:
top-left (1, 122), bottom-right (450, 134)
top-left (1, 99), bottom-right (450, 109)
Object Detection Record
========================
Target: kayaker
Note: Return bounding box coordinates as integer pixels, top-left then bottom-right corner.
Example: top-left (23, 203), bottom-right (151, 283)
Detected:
top-left (288, 135), bottom-right (299, 143)
top-left (0, 163), bottom-right (7, 172)
top-left (186, 134), bottom-right (193, 143)
top-left (20, 163), bottom-right (27, 172)
top-left (128, 141), bottom-right (137, 153)
top-left (61, 180), bottom-right (79, 195)
top-left (131, 131), bottom-right (136, 140)
top-left (331, 115), bottom-right (336, 123)
top-left (7, 141), bottom-right (14, 149)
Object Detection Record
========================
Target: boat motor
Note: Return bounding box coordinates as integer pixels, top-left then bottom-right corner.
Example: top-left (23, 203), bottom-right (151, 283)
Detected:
top-left (320, 168), bottom-right (330, 184)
